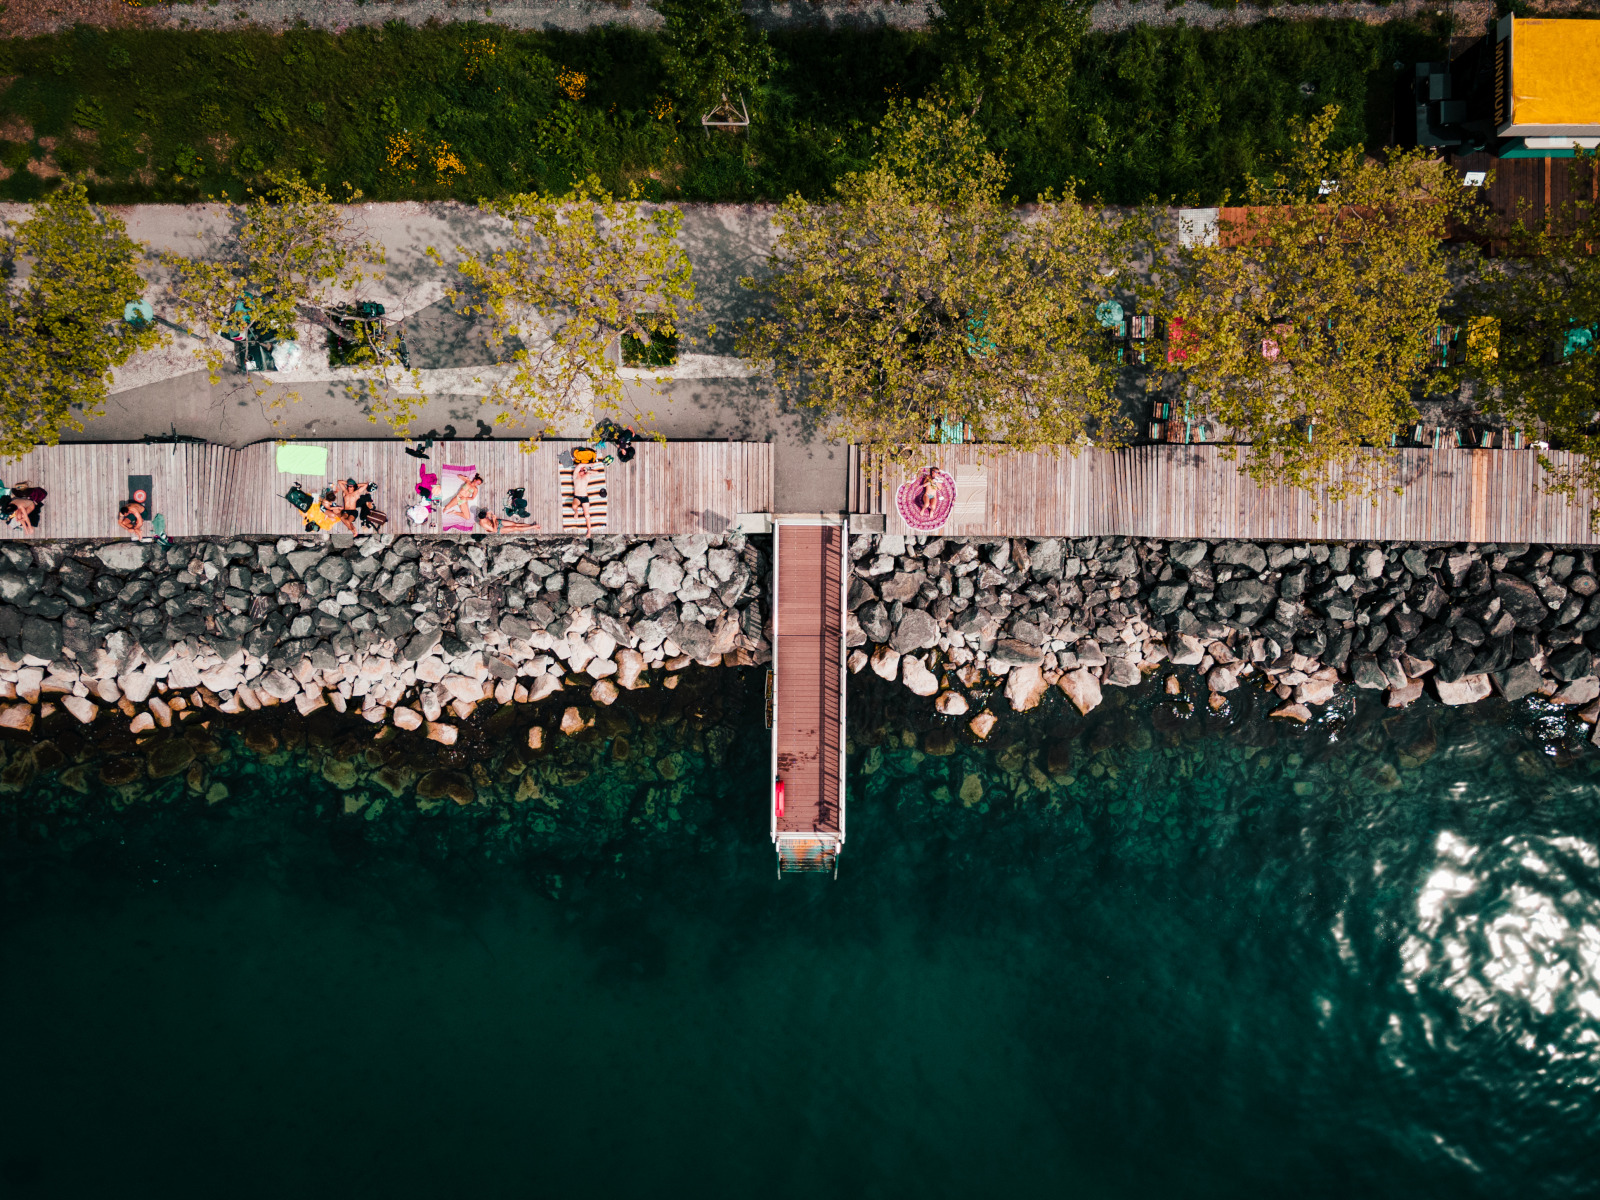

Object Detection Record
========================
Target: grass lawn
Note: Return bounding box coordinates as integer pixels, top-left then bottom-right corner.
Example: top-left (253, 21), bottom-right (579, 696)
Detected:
top-left (0, 18), bottom-right (1441, 206)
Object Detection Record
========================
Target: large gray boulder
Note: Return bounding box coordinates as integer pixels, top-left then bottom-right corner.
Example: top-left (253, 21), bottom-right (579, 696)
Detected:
top-left (1216, 542), bottom-right (1267, 573)
top-left (890, 610), bottom-right (940, 653)
top-left (673, 621), bottom-right (715, 661)
top-left (858, 601), bottom-right (891, 643)
top-left (1148, 583), bottom-right (1189, 616)
top-left (567, 576), bottom-right (606, 608)
top-left (316, 556), bottom-right (353, 585)
top-left (95, 543), bottom-right (147, 573)
top-left (990, 638), bottom-right (1045, 667)
top-left (1492, 661), bottom-right (1543, 702)
top-left (20, 617), bottom-right (61, 661)
top-left (1494, 575), bottom-right (1546, 627)
top-left (647, 558), bottom-right (685, 594)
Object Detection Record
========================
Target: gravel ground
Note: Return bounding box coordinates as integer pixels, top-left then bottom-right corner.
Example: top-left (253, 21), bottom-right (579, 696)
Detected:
top-left (0, 0), bottom-right (1530, 40)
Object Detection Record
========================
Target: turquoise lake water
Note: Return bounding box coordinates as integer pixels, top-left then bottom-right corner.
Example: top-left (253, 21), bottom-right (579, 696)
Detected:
top-left (4, 669), bottom-right (1600, 1198)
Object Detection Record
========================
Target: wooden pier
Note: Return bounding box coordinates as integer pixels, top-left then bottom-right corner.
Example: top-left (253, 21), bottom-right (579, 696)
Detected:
top-left (0, 439), bottom-right (772, 540)
top-left (852, 444), bottom-right (1600, 545)
top-left (771, 520), bottom-right (846, 876)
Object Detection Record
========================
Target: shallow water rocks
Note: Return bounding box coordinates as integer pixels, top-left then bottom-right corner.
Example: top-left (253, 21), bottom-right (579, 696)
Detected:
top-left (1005, 664), bottom-right (1049, 712)
top-left (1058, 668), bottom-right (1102, 716)
top-left (900, 655), bottom-right (939, 697)
top-left (935, 690), bottom-right (969, 716)
top-left (417, 769), bottom-right (475, 806)
top-left (1435, 673), bottom-right (1493, 706)
top-left (146, 738), bottom-right (195, 779)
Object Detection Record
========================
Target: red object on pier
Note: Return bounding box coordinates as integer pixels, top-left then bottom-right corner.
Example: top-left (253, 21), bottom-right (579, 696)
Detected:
top-left (775, 780), bottom-right (785, 819)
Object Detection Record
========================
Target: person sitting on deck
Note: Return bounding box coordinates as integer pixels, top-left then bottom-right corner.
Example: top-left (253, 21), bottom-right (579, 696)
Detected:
top-left (117, 500), bottom-right (145, 537)
top-left (476, 509), bottom-right (542, 534)
top-left (3, 482), bottom-right (46, 535)
top-left (353, 485), bottom-right (387, 531)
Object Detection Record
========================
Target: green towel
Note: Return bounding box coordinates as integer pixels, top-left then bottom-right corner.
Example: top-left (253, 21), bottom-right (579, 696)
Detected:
top-left (276, 443), bottom-right (328, 475)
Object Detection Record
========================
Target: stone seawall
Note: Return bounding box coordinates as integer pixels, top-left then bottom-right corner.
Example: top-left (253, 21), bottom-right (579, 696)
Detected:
top-left (845, 533), bottom-right (1600, 733)
top-left (0, 532), bottom-right (770, 740)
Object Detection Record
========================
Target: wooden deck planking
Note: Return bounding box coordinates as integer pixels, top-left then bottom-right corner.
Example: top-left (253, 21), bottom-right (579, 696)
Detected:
top-left (858, 446), bottom-right (1600, 544)
top-left (0, 440), bottom-right (771, 539)
top-left (775, 524), bottom-right (843, 836)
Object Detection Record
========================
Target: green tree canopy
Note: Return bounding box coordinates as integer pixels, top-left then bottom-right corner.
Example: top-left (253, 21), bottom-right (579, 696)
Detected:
top-left (434, 178), bottom-right (698, 437)
top-left (0, 181), bottom-right (156, 456)
top-left (932, 0), bottom-right (1090, 118)
top-left (739, 94), bottom-right (1133, 467)
top-left (1151, 107), bottom-right (1472, 499)
top-left (657, 0), bottom-right (772, 117)
top-left (1450, 153), bottom-right (1600, 524)
top-left (159, 171), bottom-right (383, 383)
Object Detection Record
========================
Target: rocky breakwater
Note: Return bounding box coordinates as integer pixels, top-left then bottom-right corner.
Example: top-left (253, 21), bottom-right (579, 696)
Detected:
top-left (846, 533), bottom-right (1600, 733)
top-left (0, 532), bottom-right (769, 740)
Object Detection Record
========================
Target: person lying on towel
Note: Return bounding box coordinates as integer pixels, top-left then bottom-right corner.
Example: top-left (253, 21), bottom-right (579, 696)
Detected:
top-left (476, 509), bottom-right (542, 534)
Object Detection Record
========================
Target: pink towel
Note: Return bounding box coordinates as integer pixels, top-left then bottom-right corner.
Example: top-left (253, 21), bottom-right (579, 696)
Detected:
top-left (416, 462), bottom-right (438, 494)
top-left (439, 464), bottom-right (479, 533)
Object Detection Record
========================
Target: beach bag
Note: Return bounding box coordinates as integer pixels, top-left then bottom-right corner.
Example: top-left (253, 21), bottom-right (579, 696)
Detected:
top-left (572, 447), bottom-right (597, 464)
top-left (284, 482), bottom-right (314, 513)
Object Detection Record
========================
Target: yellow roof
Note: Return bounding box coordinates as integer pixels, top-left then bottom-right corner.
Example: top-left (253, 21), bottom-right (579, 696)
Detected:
top-left (1512, 18), bottom-right (1600, 127)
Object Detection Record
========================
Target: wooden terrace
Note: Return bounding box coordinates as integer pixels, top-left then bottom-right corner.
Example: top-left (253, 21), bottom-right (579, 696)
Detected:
top-left (0, 439), bottom-right (772, 540)
top-left (852, 444), bottom-right (1600, 544)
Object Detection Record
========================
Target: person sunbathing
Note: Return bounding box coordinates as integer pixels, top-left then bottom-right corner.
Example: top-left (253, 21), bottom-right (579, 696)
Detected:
top-left (322, 487), bottom-right (359, 534)
top-left (915, 467), bottom-right (946, 519)
top-left (476, 510), bottom-right (542, 534)
top-left (571, 463), bottom-right (597, 537)
top-left (443, 473), bottom-right (482, 523)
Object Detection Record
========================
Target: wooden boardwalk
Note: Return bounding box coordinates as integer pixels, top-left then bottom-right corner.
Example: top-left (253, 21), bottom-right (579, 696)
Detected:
top-left (0, 439), bottom-right (772, 540)
top-left (771, 521), bottom-right (845, 876)
top-left (852, 445), bottom-right (1600, 544)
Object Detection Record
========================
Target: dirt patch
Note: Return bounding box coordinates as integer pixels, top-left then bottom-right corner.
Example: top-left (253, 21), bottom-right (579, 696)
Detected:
top-left (206, 131), bottom-right (238, 160)
top-left (26, 156), bottom-right (61, 179)
top-left (0, 117), bottom-right (34, 142)
top-left (36, 135), bottom-right (57, 151)
top-left (71, 127), bottom-right (100, 143)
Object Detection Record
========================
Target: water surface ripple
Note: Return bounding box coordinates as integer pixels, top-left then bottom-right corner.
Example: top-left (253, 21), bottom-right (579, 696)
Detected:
top-left (3, 675), bottom-right (1600, 1197)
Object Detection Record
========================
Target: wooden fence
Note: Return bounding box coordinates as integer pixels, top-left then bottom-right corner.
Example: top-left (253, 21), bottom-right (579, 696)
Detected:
top-left (851, 444), bottom-right (1600, 545)
top-left (0, 439), bottom-right (773, 540)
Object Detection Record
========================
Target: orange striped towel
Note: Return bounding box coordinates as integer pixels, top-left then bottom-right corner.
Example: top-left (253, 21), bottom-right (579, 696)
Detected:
top-left (559, 463), bottom-right (607, 532)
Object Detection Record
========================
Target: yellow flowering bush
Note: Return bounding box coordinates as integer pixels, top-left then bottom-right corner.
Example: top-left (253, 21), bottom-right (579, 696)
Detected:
top-left (463, 38), bottom-right (498, 81)
top-left (557, 67), bottom-right (587, 101)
